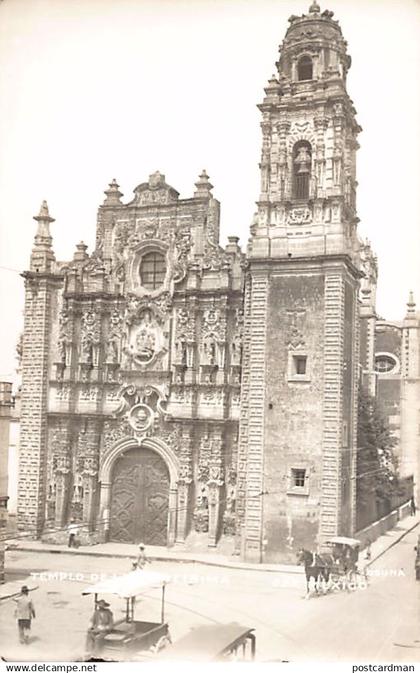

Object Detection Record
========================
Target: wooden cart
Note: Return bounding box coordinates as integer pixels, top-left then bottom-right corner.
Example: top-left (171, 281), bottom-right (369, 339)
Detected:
top-left (82, 570), bottom-right (171, 660)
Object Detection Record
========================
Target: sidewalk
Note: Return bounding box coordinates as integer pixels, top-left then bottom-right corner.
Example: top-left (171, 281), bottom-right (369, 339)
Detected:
top-left (358, 511), bottom-right (420, 571)
top-left (8, 513), bottom-right (420, 574)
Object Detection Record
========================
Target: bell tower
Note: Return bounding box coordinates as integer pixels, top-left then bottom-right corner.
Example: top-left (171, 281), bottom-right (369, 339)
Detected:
top-left (238, 3), bottom-right (362, 562)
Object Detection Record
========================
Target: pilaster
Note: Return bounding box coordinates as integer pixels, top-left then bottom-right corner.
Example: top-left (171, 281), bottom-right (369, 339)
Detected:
top-left (320, 271), bottom-right (345, 541)
top-left (241, 273), bottom-right (268, 562)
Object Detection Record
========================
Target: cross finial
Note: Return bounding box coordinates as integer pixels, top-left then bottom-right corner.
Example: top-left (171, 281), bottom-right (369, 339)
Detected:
top-left (309, 1), bottom-right (321, 13)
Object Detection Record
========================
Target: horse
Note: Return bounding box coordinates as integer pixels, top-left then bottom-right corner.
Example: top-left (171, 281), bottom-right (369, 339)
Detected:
top-left (296, 549), bottom-right (333, 596)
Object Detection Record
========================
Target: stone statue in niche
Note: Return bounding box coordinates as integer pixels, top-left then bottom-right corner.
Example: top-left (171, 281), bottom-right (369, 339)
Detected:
top-left (57, 336), bottom-right (67, 364)
top-left (135, 312), bottom-right (156, 360)
top-left (105, 336), bottom-right (119, 363)
top-left (231, 341), bottom-right (241, 366)
top-left (174, 339), bottom-right (188, 367)
top-left (81, 338), bottom-right (93, 365)
top-left (202, 340), bottom-right (217, 366)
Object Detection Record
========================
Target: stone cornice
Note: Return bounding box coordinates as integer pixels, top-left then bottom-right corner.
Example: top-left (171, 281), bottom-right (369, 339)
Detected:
top-left (247, 253), bottom-right (363, 279)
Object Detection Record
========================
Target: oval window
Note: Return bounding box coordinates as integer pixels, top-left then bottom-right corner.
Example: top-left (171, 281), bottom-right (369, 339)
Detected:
top-left (374, 355), bottom-right (397, 374)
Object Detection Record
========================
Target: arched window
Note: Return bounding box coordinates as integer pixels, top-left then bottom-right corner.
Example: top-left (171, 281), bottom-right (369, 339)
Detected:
top-left (293, 141), bottom-right (312, 200)
top-left (298, 55), bottom-right (313, 81)
top-left (139, 251), bottom-right (166, 290)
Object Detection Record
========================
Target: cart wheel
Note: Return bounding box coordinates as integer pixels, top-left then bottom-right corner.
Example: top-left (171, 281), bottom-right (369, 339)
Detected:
top-left (151, 635), bottom-right (172, 653)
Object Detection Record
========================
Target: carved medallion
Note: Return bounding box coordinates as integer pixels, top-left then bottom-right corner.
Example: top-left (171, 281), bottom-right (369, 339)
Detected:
top-left (128, 403), bottom-right (154, 434)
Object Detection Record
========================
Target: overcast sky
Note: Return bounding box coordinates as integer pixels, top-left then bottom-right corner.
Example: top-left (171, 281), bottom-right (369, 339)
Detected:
top-left (0, 0), bottom-right (419, 382)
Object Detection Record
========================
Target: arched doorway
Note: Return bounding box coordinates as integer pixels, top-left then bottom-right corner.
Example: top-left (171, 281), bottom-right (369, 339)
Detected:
top-left (110, 446), bottom-right (170, 545)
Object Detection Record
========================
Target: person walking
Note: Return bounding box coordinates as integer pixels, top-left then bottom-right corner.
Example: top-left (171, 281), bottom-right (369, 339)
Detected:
top-left (67, 519), bottom-right (79, 547)
top-left (410, 495), bottom-right (416, 516)
top-left (133, 543), bottom-right (151, 570)
top-left (14, 586), bottom-right (35, 645)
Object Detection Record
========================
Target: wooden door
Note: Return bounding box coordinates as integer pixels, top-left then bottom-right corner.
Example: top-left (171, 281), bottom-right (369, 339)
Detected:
top-left (110, 447), bottom-right (169, 545)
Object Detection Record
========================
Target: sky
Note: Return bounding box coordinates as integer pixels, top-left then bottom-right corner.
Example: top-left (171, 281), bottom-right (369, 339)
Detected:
top-left (0, 0), bottom-right (419, 382)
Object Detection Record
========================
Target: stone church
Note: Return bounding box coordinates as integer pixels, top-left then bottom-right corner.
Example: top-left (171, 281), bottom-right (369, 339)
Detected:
top-left (17, 2), bottom-right (418, 563)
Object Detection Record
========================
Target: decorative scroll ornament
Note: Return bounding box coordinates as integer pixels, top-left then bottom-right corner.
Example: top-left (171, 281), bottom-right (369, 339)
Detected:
top-left (287, 207), bottom-right (312, 225)
top-left (112, 383), bottom-right (170, 441)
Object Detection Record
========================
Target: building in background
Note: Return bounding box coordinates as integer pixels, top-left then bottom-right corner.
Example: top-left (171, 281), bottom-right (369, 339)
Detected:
top-left (16, 2), bottom-right (420, 562)
top-left (0, 382), bottom-right (13, 582)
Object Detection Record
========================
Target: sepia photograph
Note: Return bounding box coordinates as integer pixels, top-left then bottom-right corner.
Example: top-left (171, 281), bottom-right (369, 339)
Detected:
top-left (0, 0), bottom-right (419, 667)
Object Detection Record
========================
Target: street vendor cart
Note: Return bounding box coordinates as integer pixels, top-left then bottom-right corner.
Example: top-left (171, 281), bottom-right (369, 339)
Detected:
top-left (82, 570), bottom-right (171, 660)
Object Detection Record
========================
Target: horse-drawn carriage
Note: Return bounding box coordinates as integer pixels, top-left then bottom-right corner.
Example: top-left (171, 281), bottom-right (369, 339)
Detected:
top-left (297, 536), bottom-right (367, 596)
top-left (326, 536), bottom-right (367, 589)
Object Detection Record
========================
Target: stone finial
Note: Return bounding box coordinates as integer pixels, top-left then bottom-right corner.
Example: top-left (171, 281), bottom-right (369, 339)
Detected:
top-left (406, 290), bottom-right (416, 317)
top-left (194, 170), bottom-right (214, 198)
top-left (34, 200), bottom-right (55, 224)
top-left (309, 1), bottom-right (321, 13)
top-left (73, 241), bottom-right (89, 262)
top-left (33, 200), bottom-right (54, 248)
top-left (103, 179), bottom-right (123, 205)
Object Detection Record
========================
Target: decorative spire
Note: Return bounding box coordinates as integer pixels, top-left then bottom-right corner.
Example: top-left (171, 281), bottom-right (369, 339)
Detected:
top-left (406, 290), bottom-right (416, 318)
top-left (33, 200), bottom-right (55, 248)
top-left (194, 170), bottom-right (213, 199)
top-left (103, 179), bottom-right (123, 205)
top-left (309, 1), bottom-right (321, 13)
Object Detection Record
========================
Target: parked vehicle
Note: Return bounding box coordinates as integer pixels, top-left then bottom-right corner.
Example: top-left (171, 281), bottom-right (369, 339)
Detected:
top-left (158, 623), bottom-right (256, 662)
top-left (82, 570), bottom-right (171, 660)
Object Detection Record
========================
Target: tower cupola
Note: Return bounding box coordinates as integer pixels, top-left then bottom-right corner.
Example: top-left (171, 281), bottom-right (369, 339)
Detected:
top-left (280, 4), bottom-right (351, 86)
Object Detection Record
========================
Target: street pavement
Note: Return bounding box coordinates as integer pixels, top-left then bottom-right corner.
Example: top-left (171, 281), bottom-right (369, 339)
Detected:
top-left (1, 524), bottom-right (419, 663)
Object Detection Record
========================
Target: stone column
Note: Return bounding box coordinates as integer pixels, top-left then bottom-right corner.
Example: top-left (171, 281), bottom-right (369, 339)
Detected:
top-left (207, 481), bottom-right (222, 548)
top-left (99, 481), bottom-right (112, 541)
top-left (55, 467), bottom-right (71, 530)
top-left (175, 425), bottom-right (193, 543)
top-left (207, 427), bottom-right (224, 548)
top-left (175, 482), bottom-right (190, 544)
top-left (168, 487), bottom-right (178, 546)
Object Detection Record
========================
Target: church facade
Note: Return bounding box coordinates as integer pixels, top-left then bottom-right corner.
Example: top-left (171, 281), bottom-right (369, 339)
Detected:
top-left (17, 3), bottom-right (418, 563)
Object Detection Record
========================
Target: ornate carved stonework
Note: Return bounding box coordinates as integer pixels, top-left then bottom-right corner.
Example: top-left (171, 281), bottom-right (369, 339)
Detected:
top-left (287, 207), bottom-right (312, 225)
top-left (80, 310), bottom-right (101, 364)
top-left (121, 300), bottom-right (168, 370)
top-left (112, 382), bottom-right (169, 441)
top-left (285, 307), bottom-right (306, 348)
top-left (101, 418), bottom-right (134, 457)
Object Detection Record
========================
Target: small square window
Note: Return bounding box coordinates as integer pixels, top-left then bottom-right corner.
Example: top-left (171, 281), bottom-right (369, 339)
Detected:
top-left (291, 468), bottom-right (306, 488)
top-left (288, 351), bottom-right (310, 382)
top-left (293, 355), bottom-right (307, 375)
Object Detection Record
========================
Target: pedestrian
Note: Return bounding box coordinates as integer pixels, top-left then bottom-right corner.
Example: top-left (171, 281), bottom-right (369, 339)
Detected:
top-left (14, 586), bottom-right (35, 645)
top-left (85, 600), bottom-right (114, 654)
top-left (410, 495), bottom-right (416, 516)
top-left (67, 519), bottom-right (79, 547)
top-left (365, 540), bottom-right (372, 561)
top-left (133, 543), bottom-right (151, 570)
